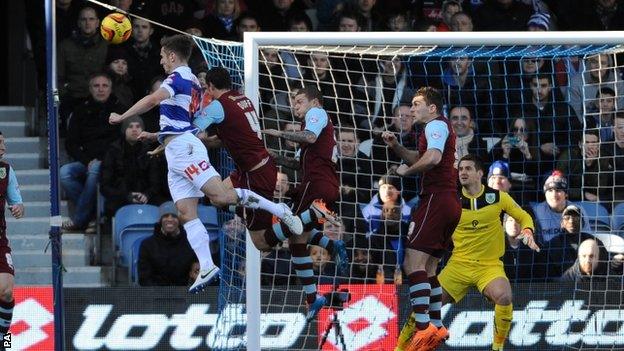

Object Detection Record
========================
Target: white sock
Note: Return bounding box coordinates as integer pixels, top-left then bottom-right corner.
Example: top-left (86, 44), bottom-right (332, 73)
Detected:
top-left (183, 218), bottom-right (215, 271)
top-left (234, 188), bottom-right (287, 218)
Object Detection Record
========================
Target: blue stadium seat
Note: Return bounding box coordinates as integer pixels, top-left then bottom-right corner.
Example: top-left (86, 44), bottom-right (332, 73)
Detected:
top-left (129, 236), bottom-right (149, 285)
top-left (198, 205), bottom-right (219, 229)
top-left (612, 203), bottom-right (624, 231)
top-left (113, 205), bottom-right (159, 267)
top-left (119, 229), bottom-right (152, 267)
top-left (574, 201), bottom-right (611, 232)
top-left (113, 204), bottom-right (159, 250)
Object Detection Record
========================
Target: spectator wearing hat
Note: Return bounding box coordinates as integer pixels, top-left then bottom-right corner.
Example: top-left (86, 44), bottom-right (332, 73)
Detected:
top-left (527, 12), bottom-right (551, 31)
top-left (100, 116), bottom-right (170, 217)
top-left (61, 72), bottom-right (124, 233)
top-left (556, 129), bottom-right (614, 203)
top-left (359, 175), bottom-right (411, 271)
top-left (487, 160), bottom-right (512, 192)
top-left (105, 46), bottom-right (134, 108)
top-left (138, 202), bottom-right (198, 286)
top-left (531, 170), bottom-right (590, 244)
top-left (360, 176), bottom-right (411, 233)
top-left (536, 205), bottom-right (602, 280)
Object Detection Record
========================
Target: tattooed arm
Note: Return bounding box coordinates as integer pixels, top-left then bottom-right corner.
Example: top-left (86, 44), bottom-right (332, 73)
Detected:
top-left (262, 129), bottom-right (317, 145)
top-left (268, 150), bottom-right (300, 170)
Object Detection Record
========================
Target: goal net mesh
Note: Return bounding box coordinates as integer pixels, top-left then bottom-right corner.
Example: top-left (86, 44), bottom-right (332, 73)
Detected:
top-left (195, 37), bottom-right (624, 351)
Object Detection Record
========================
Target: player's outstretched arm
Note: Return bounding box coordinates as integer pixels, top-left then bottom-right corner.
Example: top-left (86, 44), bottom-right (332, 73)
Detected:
top-left (395, 148), bottom-right (441, 177)
top-left (109, 88), bottom-right (170, 125)
top-left (268, 150), bottom-right (300, 170)
top-left (501, 192), bottom-right (540, 252)
top-left (381, 131), bottom-right (419, 165)
top-left (262, 129), bottom-right (317, 145)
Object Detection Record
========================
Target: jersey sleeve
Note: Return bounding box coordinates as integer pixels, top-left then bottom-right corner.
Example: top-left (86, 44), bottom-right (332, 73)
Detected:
top-left (7, 166), bottom-right (23, 205)
top-left (160, 73), bottom-right (181, 97)
top-left (424, 120), bottom-right (450, 152)
top-left (304, 108), bottom-right (329, 137)
top-left (501, 191), bottom-right (534, 231)
top-left (194, 100), bottom-right (225, 130)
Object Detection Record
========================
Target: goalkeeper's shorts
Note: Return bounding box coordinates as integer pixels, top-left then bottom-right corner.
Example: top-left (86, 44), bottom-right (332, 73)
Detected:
top-left (439, 259), bottom-right (508, 303)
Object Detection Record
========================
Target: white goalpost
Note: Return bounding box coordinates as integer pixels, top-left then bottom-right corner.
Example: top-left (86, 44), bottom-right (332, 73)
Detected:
top-left (196, 32), bottom-right (624, 350)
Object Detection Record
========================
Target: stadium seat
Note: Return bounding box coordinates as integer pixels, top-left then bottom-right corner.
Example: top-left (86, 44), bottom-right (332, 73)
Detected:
top-left (129, 236), bottom-right (148, 285)
top-left (112, 204), bottom-right (159, 269)
top-left (612, 203), bottom-right (624, 231)
top-left (113, 204), bottom-right (159, 249)
top-left (119, 228), bottom-right (152, 267)
top-left (198, 205), bottom-right (219, 229)
top-left (592, 233), bottom-right (624, 254)
top-left (574, 201), bottom-right (611, 232)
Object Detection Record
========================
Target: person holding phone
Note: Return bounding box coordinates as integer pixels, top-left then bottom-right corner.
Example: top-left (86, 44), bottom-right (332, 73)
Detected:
top-left (492, 116), bottom-right (542, 205)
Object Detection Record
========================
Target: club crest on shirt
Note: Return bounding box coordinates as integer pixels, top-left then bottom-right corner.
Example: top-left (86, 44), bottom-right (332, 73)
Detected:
top-left (485, 193), bottom-right (496, 204)
top-left (0, 168), bottom-right (5, 180)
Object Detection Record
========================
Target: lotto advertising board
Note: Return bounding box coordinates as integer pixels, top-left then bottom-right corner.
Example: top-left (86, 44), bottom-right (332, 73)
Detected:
top-left (431, 281), bottom-right (624, 350)
top-left (7, 286), bottom-right (55, 351)
top-left (61, 283), bottom-right (623, 350)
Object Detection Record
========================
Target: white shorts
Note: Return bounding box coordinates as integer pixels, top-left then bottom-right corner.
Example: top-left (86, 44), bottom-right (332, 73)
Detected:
top-left (165, 133), bottom-right (220, 203)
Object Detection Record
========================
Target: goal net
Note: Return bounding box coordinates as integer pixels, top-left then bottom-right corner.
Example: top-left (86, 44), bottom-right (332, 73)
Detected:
top-left (195, 32), bottom-right (624, 351)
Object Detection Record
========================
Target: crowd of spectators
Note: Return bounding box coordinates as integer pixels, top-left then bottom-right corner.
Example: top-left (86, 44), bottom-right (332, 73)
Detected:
top-left (51, 0), bottom-right (624, 286)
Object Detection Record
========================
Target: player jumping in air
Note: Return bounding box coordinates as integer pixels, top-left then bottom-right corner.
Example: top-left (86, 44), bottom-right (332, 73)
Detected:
top-left (194, 67), bottom-right (347, 270)
top-left (262, 86), bottom-right (348, 321)
top-left (396, 154), bottom-right (540, 351)
top-left (383, 87), bottom-right (462, 351)
top-left (109, 35), bottom-right (303, 294)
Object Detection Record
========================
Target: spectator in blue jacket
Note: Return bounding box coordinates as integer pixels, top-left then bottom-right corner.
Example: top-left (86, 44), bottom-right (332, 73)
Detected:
top-left (531, 171), bottom-right (590, 244)
top-left (359, 175), bottom-right (411, 271)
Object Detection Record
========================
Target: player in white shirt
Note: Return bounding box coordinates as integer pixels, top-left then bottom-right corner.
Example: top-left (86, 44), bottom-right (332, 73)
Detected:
top-left (109, 34), bottom-right (302, 293)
